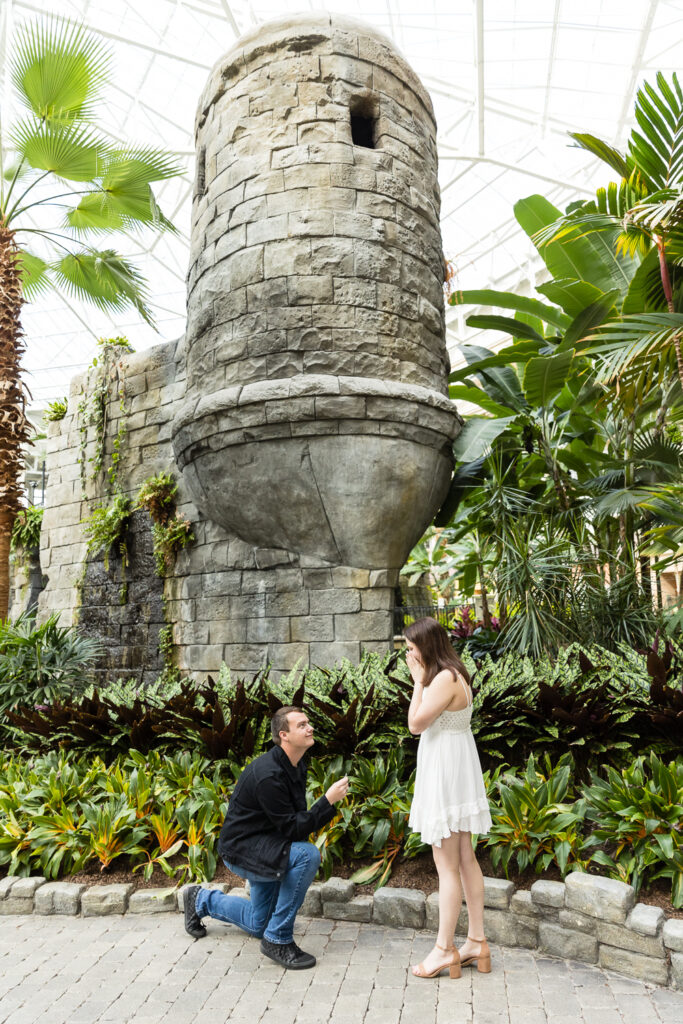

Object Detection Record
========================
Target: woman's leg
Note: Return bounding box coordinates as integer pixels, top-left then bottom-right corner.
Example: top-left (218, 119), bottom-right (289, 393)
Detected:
top-left (412, 831), bottom-right (462, 975)
top-left (457, 830), bottom-right (486, 959)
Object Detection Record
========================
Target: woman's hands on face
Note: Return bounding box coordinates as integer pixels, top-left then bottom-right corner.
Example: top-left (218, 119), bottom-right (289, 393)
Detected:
top-left (406, 646), bottom-right (425, 685)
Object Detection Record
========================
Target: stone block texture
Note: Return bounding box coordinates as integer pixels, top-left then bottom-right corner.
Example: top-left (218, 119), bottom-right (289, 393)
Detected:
top-left (565, 871), bottom-right (635, 924)
top-left (172, 11), bottom-right (460, 570)
top-left (37, 15), bottom-right (462, 680)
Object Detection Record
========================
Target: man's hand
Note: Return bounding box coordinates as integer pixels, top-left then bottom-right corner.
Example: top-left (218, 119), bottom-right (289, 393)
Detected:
top-left (325, 776), bottom-right (349, 804)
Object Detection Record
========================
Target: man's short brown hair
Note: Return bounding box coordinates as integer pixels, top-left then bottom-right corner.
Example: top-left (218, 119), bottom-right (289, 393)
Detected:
top-left (271, 705), bottom-right (303, 745)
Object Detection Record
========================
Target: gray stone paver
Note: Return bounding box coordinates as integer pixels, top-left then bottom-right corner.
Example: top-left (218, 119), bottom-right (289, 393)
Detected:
top-left (1, 915), bottom-right (682, 1024)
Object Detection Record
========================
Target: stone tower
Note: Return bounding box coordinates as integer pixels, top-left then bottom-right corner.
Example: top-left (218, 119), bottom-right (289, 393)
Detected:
top-left (170, 13), bottom-right (461, 668)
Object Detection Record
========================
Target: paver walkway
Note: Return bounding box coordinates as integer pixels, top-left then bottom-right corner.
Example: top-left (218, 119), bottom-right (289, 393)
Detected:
top-left (1, 914), bottom-right (682, 1024)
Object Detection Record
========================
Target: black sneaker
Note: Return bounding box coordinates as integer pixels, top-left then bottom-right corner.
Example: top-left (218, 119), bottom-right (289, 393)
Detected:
top-left (183, 884), bottom-right (207, 939)
top-left (260, 938), bottom-right (316, 970)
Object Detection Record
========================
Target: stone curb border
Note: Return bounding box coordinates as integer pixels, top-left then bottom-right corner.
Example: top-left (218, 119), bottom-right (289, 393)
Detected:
top-left (2, 872), bottom-right (682, 991)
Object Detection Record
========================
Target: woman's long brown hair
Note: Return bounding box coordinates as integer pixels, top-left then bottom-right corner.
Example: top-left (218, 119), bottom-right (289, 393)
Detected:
top-left (404, 616), bottom-right (470, 686)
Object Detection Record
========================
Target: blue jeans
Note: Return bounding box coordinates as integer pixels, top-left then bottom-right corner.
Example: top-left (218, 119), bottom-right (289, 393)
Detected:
top-left (194, 842), bottom-right (320, 945)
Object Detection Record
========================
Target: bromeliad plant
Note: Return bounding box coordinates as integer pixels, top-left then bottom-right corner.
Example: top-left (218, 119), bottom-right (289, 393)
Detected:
top-left (0, 16), bottom-right (181, 619)
top-left (485, 754), bottom-right (588, 877)
top-left (582, 753), bottom-right (683, 907)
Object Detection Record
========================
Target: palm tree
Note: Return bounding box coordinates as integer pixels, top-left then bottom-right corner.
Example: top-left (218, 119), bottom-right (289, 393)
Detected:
top-left (0, 17), bottom-right (181, 618)
top-left (534, 72), bottom-right (683, 391)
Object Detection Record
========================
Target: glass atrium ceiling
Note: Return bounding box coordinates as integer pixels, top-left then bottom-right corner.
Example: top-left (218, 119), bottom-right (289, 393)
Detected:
top-left (3, 0), bottom-right (682, 407)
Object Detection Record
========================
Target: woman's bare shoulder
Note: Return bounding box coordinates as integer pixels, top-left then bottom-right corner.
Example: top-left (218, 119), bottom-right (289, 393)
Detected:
top-left (434, 667), bottom-right (470, 709)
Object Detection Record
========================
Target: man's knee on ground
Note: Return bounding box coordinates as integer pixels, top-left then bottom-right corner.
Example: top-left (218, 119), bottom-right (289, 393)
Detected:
top-left (305, 842), bottom-right (321, 871)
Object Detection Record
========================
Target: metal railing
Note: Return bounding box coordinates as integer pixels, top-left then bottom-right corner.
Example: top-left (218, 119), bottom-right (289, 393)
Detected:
top-left (393, 603), bottom-right (474, 635)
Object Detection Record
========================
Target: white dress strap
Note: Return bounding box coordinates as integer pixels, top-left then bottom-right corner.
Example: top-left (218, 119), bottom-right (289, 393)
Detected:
top-left (459, 675), bottom-right (472, 706)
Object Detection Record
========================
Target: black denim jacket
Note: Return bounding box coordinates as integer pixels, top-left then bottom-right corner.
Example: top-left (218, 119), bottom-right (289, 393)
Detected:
top-left (217, 745), bottom-right (335, 879)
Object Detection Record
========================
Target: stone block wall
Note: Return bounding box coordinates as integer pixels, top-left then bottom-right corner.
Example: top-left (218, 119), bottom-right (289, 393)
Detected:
top-left (38, 340), bottom-right (397, 681)
top-left (36, 16), bottom-right (461, 682)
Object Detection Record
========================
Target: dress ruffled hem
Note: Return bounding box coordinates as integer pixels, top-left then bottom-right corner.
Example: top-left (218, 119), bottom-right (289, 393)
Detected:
top-left (409, 798), bottom-right (492, 846)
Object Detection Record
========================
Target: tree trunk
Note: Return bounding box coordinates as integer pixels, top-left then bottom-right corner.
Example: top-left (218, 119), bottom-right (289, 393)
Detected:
top-left (640, 554), bottom-right (652, 604)
top-left (0, 225), bottom-right (29, 620)
top-left (656, 235), bottom-right (683, 388)
top-left (477, 554), bottom-right (492, 629)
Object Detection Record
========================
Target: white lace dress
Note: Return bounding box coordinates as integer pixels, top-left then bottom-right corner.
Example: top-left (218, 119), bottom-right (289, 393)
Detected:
top-left (408, 677), bottom-right (492, 846)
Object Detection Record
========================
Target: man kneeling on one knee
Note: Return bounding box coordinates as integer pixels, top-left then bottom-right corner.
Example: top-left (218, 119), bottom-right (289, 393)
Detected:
top-left (184, 705), bottom-right (349, 970)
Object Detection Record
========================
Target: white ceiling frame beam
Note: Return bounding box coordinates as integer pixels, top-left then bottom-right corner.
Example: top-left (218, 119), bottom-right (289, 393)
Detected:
top-left (423, 73), bottom-right (571, 133)
top-left (615, 0), bottom-right (659, 143)
top-left (218, 0), bottom-right (240, 37)
top-left (473, 0), bottom-right (485, 156)
top-left (440, 153), bottom-right (595, 196)
top-left (14, 0), bottom-right (213, 69)
top-left (541, 0), bottom-right (562, 138)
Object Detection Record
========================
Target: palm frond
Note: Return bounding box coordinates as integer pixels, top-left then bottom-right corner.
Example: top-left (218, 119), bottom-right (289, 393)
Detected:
top-left (628, 188), bottom-right (683, 234)
top-left (585, 313), bottom-right (683, 384)
top-left (533, 211), bottom-right (651, 262)
top-left (12, 118), bottom-right (109, 183)
top-left (102, 147), bottom-right (182, 187)
top-left (568, 133), bottom-right (633, 179)
top-left (50, 250), bottom-right (154, 326)
top-left (66, 185), bottom-right (177, 235)
top-left (628, 72), bottom-right (683, 190)
top-left (590, 487), bottom-right (652, 517)
top-left (11, 16), bottom-right (110, 124)
top-left (16, 250), bottom-right (49, 299)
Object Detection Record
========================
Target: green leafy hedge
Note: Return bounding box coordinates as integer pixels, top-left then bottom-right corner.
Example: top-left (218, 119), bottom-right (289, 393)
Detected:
top-left (4, 642), bottom-right (681, 779)
top-left (1, 749), bottom-right (681, 905)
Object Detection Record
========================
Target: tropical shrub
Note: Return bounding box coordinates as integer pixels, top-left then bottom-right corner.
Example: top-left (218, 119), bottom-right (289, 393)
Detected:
top-left (484, 754), bottom-right (587, 877)
top-left (0, 750), bottom-right (230, 882)
top-left (44, 398), bottom-right (68, 422)
top-left (10, 506), bottom-right (43, 551)
top-left (582, 753), bottom-right (683, 906)
top-left (2, 746), bottom-right (682, 903)
top-left (0, 611), bottom-right (102, 718)
top-left (422, 72), bottom-right (683, 659)
top-left (448, 604), bottom-right (501, 660)
top-left (4, 644), bottom-right (681, 781)
top-left (136, 472), bottom-right (194, 576)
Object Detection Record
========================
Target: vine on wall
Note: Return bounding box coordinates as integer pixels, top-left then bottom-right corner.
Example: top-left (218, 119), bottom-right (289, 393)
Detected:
top-left (77, 336), bottom-right (134, 499)
top-left (82, 494), bottom-right (131, 603)
top-left (136, 472), bottom-right (194, 577)
top-left (136, 472), bottom-right (195, 678)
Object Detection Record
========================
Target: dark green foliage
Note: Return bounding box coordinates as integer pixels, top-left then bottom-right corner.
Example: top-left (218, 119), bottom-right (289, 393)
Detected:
top-left (4, 644), bottom-right (681, 782)
top-left (0, 611), bottom-right (102, 718)
top-left (469, 642), bottom-right (682, 777)
top-left (6, 677), bottom-right (272, 762)
top-left (303, 652), bottom-right (413, 757)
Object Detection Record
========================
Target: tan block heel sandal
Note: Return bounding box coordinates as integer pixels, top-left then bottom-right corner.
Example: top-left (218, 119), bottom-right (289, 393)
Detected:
top-left (460, 936), bottom-right (491, 973)
top-left (412, 941), bottom-right (462, 979)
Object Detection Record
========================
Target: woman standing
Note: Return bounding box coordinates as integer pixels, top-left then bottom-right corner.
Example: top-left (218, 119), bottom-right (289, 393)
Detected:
top-left (405, 616), bottom-right (492, 979)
